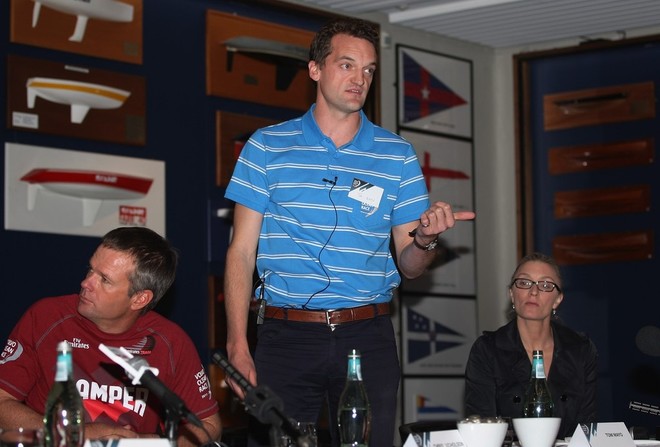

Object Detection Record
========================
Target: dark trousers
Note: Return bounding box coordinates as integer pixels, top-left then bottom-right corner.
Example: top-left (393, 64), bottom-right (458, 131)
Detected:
top-left (247, 315), bottom-right (400, 447)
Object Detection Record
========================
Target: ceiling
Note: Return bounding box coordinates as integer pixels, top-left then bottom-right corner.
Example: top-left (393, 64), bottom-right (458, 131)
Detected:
top-left (296, 0), bottom-right (660, 49)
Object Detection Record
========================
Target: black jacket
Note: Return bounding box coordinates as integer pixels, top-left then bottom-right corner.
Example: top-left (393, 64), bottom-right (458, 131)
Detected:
top-left (464, 319), bottom-right (598, 439)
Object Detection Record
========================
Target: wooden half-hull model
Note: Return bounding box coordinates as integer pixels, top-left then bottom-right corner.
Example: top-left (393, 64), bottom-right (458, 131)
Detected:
top-left (224, 36), bottom-right (309, 91)
top-left (31, 0), bottom-right (134, 42)
top-left (20, 168), bottom-right (153, 226)
top-left (26, 77), bottom-right (131, 124)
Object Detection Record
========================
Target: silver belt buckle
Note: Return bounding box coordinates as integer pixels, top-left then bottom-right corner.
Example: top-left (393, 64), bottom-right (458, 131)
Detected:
top-left (325, 309), bottom-right (337, 330)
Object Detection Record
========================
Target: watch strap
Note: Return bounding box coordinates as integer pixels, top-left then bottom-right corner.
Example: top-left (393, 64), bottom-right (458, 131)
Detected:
top-left (408, 228), bottom-right (439, 251)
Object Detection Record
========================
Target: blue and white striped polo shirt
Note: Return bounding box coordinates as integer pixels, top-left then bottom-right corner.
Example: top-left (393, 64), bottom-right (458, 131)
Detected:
top-left (225, 105), bottom-right (430, 309)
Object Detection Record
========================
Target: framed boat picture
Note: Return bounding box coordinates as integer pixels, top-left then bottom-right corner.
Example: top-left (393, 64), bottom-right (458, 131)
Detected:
top-left (10, 0), bottom-right (143, 64)
top-left (206, 10), bottom-right (315, 111)
top-left (4, 142), bottom-right (165, 237)
top-left (7, 54), bottom-right (146, 145)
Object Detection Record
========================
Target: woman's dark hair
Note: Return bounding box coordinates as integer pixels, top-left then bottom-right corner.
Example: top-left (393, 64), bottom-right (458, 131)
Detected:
top-left (509, 252), bottom-right (562, 289)
top-left (100, 227), bottom-right (178, 313)
top-left (309, 17), bottom-right (379, 66)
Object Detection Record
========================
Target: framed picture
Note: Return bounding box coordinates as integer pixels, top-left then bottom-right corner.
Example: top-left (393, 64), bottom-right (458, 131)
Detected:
top-left (4, 142), bottom-right (165, 237)
top-left (397, 45), bottom-right (472, 139)
top-left (401, 130), bottom-right (475, 295)
top-left (400, 295), bottom-right (477, 375)
top-left (216, 111), bottom-right (278, 187)
top-left (206, 10), bottom-right (316, 111)
top-left (7, 55), bottom-right (146, 145)
top-left (10, 0), bottom-right (143, 64)
top-left (402, 377), bottom-right (466, 423)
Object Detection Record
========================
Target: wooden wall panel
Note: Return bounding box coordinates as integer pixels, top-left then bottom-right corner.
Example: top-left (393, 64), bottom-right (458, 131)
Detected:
top-left (554, 185), bottom-right (650, 218)
top-left (553, 230), bottom-right (653, 265)
top-left (543, 82), bottom-right (655, 130)
top-left (548, 139), bottom-right (654, 174)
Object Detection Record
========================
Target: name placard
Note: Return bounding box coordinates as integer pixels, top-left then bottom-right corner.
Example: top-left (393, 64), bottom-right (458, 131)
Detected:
top-left (567, 422), bottom-right (635, 447)
top-left (403, 428), bottom-right (466, 447)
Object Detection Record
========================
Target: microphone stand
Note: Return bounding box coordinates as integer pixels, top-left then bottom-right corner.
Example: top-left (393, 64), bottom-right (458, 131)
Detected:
top-left (164, 407), bottom-right (178, 447)
top-left (211, 352), bottom-right (313, 447)
top-left (99, 344), bottom-right (208, 446)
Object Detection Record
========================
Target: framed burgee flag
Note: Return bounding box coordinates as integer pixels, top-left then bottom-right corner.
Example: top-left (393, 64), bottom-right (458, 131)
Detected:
top-left (397, 45), bottom-right (472, 138)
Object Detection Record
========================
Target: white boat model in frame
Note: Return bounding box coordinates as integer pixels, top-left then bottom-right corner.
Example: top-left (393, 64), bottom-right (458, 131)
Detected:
top-left (31, 0), bottom-right (134, 43)
top-left (26, 77), bottom-right (131, 124)
top-left (20, 168), bottom-right (153, 226)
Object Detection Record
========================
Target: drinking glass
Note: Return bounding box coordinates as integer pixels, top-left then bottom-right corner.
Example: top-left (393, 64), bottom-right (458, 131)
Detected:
top-left (277, 421), bottom-right (318, 447)
top-left (0, 428), bottom-right (44, 447)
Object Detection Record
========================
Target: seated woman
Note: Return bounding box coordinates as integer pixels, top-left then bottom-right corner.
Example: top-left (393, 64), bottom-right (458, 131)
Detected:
top-left (464, 252), bottom-right (597, 439)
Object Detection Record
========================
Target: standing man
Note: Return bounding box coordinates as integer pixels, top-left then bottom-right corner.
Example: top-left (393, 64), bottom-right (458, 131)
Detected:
top-left (0, 227), bottom-right (221, 446)
top-left (224, 17), bottom-right (475, 446)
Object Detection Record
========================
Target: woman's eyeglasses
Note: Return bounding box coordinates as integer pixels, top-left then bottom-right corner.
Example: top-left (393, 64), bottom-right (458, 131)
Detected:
top-left (511, 278), bottom-right (561, 293)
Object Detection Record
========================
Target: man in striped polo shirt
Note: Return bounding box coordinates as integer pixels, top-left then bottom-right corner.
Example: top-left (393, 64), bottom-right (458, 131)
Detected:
top-left (223, 17), bottom-right (475, 447)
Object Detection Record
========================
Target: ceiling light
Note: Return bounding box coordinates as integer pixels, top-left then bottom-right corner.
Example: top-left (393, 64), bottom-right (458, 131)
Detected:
top-left (389, 0), bottom-right (526, 22)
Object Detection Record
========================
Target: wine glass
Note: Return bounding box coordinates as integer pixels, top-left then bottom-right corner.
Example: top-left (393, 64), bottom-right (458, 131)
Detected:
top-left (277, 421), bottom-right (318, 447)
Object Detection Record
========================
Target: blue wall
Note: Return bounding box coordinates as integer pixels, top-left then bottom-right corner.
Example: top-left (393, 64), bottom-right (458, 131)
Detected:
top-left (525, 39), bottom-right (660, 428)
top-left (0, 0), bottom-right (328, 363)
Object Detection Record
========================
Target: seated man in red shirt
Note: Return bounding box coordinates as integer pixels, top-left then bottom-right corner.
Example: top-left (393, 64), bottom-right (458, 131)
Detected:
top-left (0, 227), bottom-right (221, 446)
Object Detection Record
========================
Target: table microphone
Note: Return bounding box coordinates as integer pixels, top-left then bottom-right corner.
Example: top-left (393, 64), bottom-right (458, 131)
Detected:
top-left (211, 352), bottom-right (313, 447)
top-left (127, 356), bottom-right (204, 428)
top-left (99, 343), bottom-right (202, 428)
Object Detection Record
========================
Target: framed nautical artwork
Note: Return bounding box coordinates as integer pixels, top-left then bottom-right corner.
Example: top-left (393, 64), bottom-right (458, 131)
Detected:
top-left (10, 0), bottom-right (143, 64)
top-left (206, 10), bottom-right (316, 111)
top-left (400, 295), bottom-right (477, 375)
top-left (402, 377), bottom-right (466, 423)
top-left (397, 45), bottom-right (473, 139)
top-left (6, 54), bottom-right (146, 145)
top-left (400, 130), bottom-right (476, 296)
top-left (4, 142), bottom-right (165, 237)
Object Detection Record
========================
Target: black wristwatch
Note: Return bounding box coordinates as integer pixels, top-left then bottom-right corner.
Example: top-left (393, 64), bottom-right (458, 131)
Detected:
top-left (408, 228), bottom-right (439, 251)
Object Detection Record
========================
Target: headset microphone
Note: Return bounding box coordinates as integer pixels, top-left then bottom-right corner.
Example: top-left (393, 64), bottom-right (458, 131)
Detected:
top-left (322, 177), bottom-right (337, 185)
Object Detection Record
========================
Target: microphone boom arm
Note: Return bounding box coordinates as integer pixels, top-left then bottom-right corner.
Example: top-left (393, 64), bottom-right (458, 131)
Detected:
top-left (211, 352), bottom-right (313, 447)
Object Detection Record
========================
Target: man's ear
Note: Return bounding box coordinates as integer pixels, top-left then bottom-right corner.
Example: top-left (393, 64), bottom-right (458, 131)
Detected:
top-left (131, 290), bottom-right (154, 311)
top-left (309, 60), bottom-right (320, 81)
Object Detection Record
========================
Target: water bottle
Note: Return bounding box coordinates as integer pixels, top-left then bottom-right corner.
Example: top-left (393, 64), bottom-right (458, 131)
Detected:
top-left (522, 350), bottom-right (554, 417)
top-left (337, 349), bottom-right (371, 447)
top-left (44, 341), bottom-right (85, 447)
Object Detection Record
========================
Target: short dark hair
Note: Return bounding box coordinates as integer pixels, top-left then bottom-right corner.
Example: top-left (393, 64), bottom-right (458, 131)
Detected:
top-left (100, 227), bottom-right (178, 312)
top-left (510, 252), bottom-right (562, 289)
top-left (309, 17), bottom-right (379, 66)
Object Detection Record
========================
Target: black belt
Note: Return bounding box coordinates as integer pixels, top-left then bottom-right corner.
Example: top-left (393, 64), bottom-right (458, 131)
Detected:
top-left (264, 303), bottom-right (390, 326)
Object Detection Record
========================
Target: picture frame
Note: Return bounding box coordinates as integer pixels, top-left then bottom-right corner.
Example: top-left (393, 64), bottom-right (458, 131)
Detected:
top-left (206, 10), bottom-right (316, 111)
top-left (402, 377), bottom-right (466, 423)
top-left (400, 130), bottom-right (476, 295)
top-left (7, 54), bottom-right (146, 146)
top-left (5, 142), bottom-right (165, 237)
top-left (10, 0), bottom-right (143, 64)
top-left (397, 45), bottom-right (473, 139)
top-left (400, 295), bottom-right (477, 376)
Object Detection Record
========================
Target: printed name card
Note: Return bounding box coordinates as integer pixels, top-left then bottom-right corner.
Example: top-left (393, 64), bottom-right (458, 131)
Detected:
top-left (568, 422), bottom-right (635, 447)
top-left (403, 428), bottom-right (466, 447)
